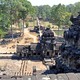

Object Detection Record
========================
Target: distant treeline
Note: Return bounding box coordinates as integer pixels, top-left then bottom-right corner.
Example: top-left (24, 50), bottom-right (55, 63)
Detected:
top-left (33, 2), bottom-right (80, 27)
top-left (0, 0), bottom-right (80, 37)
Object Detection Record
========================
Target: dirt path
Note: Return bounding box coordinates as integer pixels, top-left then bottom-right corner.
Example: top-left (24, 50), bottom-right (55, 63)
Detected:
top-left (16, 60), bottom-right (46, 76)
top-left (24, 28), bottom-right (38, 43)
top-left (0, 28), bottom-right (38, 53)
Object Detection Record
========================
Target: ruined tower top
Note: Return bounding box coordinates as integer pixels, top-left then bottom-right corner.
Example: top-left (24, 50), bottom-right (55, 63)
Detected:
top-left (70, 12), bottom-right (80, 25)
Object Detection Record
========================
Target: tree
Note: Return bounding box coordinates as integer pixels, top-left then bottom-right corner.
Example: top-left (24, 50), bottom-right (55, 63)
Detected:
top-left (51, 4), bottom-right (66, 27)
top-left (0, 0), bottom-right (34, 38)
top-left (63, 12), bottom-right (71, 26)
top-left (51, 4), bottom-right (72, 35)
top-left (18, 0), bottom-right (34, 35)
top-left (34, 5), bottom-right (51, 20)
top-left (66, 2), bottom-right (80, 16)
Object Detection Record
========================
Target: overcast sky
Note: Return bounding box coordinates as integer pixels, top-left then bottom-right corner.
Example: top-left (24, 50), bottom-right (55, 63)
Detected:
top-left (28, 0), bottom-right (80, 6)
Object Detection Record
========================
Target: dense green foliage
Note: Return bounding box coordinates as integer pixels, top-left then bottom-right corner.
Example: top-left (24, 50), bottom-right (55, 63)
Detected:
top-left (0, 0), bottom-right (80, 37)
top-left (0, 0), bottom-right (34, 37)
top-left (51, 4), bottom-right (71, 27)
top-left (34, 2), bottom-right (80, 28)
top-left (34, 5), bottom-right (51, 20)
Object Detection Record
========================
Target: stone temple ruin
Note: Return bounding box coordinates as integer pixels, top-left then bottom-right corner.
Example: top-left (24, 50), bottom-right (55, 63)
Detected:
top-left (16, 12), bottom-right (80, 73)
top-left (16, 28), bottom-right (56, 59)
top-left (56, 12), bottom-right (80, 72)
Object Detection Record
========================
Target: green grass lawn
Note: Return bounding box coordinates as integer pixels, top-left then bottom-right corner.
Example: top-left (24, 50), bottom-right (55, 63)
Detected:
top-left (28, 20), bottom-right (54, 28)
top-left (54, 30), bottom-right (64, 36)
top-left (28, 20), bottom-right (65, 36)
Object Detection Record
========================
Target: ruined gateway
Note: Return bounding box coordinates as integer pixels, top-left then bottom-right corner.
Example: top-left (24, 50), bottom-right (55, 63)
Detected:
top-left (16, 27), bottom-right (56, 59)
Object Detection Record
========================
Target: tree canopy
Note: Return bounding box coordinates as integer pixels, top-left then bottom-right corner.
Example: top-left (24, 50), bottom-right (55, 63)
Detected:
top-left (33, 2), bottom-right (80, 28)
top-left (0, 0), bottom-right (34, 37)
top-left (0, 0), bottom-right (80, 37)
top-left (51, 4), bottom-right (71, 27)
